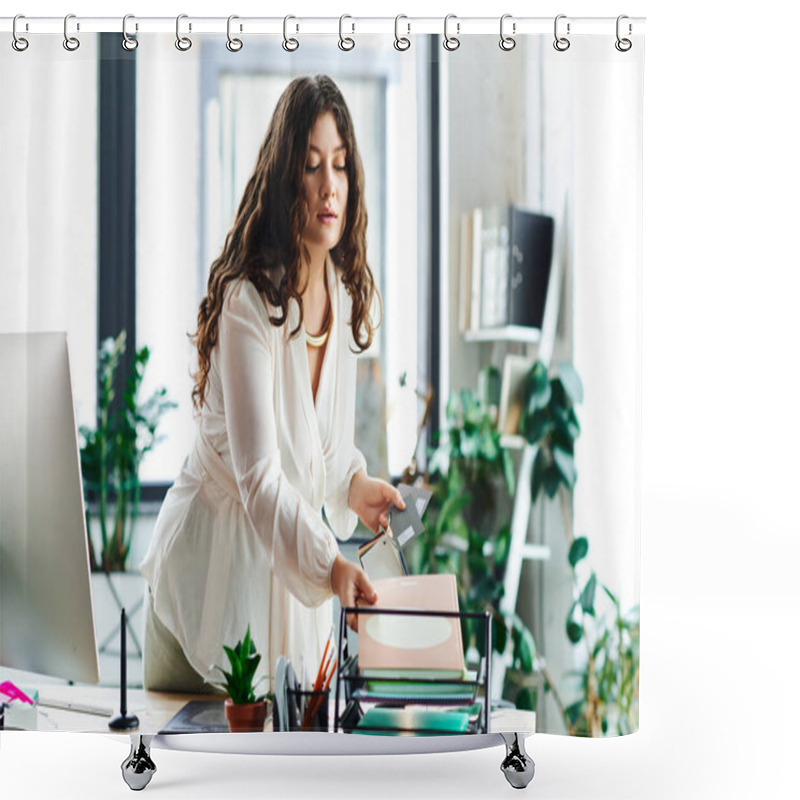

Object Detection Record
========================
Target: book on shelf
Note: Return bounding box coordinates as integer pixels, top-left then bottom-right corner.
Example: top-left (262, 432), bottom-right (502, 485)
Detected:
top-left (357, 574), bottom-right (464, 674)
top-left (463, 205), bottom-right (554, 333)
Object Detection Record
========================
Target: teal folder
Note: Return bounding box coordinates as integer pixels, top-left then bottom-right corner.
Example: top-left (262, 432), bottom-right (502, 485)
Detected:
top-left (353, 707), bottom-right (470, 736)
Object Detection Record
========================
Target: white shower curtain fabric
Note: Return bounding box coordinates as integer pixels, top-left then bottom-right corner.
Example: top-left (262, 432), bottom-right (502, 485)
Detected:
top-left (0, 26), bottom-right (643, 737)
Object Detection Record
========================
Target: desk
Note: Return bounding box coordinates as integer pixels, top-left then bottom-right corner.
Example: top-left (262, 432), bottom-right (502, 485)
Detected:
top-left (34, 686), bottom-right (235, 734)
top-left (32, 685), bottom-right (534, 735)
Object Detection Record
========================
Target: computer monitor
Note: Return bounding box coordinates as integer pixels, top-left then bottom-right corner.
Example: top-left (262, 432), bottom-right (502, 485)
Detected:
top-left (0, 332), bottom-right (99, 684)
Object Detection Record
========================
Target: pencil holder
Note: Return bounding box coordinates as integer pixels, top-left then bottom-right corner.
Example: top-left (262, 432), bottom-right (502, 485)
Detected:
top-left (287, 688), bottom-right (330, 732)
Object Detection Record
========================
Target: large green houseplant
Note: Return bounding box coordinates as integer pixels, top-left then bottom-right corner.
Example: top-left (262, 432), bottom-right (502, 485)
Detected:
top-left (411, 381), bottom-right (539, 710)
top-left (79, 331), bottom-right (175, 573)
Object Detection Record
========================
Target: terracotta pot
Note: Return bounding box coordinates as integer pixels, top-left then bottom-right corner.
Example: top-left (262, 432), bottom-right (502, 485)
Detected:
top-left (224, 698), bottom-right (268, 733)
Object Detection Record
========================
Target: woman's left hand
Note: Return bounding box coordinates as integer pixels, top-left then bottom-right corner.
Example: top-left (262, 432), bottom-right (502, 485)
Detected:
top-left (348, 471), bottom-right (405, 534)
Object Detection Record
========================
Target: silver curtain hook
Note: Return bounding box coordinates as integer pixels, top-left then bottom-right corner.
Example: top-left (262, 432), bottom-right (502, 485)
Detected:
top-left (553, 14), bottom-right (570, 52)
top-left (122, 15), bottom-right (138, 51)
top-left (443, 14), bottom-right (460, 51)
top-left (63, 13), bottom-right (80, 51)
top-left (394, 15), bottom-right (411, 51)
top-left (338, 14), bottom-right (355, 51)
top-left (12, 14), bottom-right (29, 52)
top-left (175, 14), bottom-right (192, 51)
top-left (615, 15), bottom-right (632, 52)
top-left (499, 14), bottom-right (516, 51)
top-left (283, 15), bottom-right (299, 51)
top-left (226, 15), bottom-right (243, 52)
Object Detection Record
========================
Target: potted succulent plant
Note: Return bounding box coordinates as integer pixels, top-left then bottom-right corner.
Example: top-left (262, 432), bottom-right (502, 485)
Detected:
top-left (211, 626), bottom-right (271, 733)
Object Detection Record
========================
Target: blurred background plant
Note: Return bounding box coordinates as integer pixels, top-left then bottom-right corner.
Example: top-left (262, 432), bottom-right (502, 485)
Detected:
top-left (79, 331), bottom-right (175, 573)
top-left (411, 360), bottom-right (639, 732)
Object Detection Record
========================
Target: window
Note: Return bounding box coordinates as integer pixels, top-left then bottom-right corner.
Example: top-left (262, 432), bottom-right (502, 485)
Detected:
top-left (135, 36), bottom-right (424, 484)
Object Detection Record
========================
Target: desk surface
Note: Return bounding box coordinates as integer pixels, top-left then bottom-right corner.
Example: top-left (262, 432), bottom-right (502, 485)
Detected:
top-left (28, 685), bottom-right (535, 735)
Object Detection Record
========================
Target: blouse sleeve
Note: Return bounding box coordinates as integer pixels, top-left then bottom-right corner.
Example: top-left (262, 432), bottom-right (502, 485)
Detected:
top-left (324, 446), bottom-right (366, 542)
top-left (217, 280), bottom-right (337, 608)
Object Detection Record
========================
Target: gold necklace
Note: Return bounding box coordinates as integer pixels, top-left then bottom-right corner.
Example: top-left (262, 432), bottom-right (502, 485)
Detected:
top-left (305, 303), bottom-right (332, 348)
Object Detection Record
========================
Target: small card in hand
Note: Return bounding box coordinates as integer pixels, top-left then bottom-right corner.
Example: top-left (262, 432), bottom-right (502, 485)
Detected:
top-left (389, 484), bottom-right (432, 548)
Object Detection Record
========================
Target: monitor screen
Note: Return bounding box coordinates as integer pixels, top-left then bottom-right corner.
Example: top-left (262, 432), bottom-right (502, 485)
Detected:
top-left (0, 332), bottom-right (99, 684)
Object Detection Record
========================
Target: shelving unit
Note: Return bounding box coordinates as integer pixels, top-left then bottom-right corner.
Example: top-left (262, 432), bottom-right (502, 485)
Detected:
top-left (463, 326), bottom-right (542, 345)
top-left (333, 606), bottom-right (492, 736)
top-left (460, 240), bottom-right (563, 696)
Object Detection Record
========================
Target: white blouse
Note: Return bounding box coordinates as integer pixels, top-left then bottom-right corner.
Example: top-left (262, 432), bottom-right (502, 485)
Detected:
top-left (140, 257), bottom-right (366, 688)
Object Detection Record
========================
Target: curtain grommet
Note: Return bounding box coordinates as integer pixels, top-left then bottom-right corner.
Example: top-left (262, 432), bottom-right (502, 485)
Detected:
top-left (394, 15), bottom-right (411, 51)
top-left (338, 14), bottom-right (355, 51)
top-left (615, 15), bottom-right (633, 52)
top-left (63, 13), bottom-right (80, 52)
top-left (226, 15), bottom-right (243, 52)
top-left (122, 14), bottom-right (138, 51)
top-left (499, 14), bottom-right (516, 51)
top-left (175, 14), bottom-right (192, 51)
top-left (443, 14), bottom-right (460, 52)
top-left (12, 14), bottom-right (29, 52)
top-left (283, 15), bottom-right (299, 52)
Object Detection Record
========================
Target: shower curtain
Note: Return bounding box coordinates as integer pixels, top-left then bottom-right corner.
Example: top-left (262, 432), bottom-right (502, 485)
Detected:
top-left (0, 17), bottom-right (644, 740)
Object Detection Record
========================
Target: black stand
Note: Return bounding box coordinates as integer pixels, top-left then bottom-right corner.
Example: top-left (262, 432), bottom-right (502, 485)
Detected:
top-left (109, 608), bottom-right (140, 731)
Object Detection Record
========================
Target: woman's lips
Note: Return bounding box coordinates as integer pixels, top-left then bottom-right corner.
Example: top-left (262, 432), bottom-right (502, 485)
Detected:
top-left (317, 211), bottom-right (338, 225)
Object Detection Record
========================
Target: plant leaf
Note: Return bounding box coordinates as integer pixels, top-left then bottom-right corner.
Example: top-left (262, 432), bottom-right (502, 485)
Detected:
top-left (568, 537), bottom-right (589, 567)
top-left (556, 362), bottom-right (584, 405)
top-left (566, 620), bottom-right (583, 643)
top-left (552, 446), bottom-right (577, 488)
top-left (525, 362), bottom-right (551, 411)
top-left (580, 573), bottom-right (597, 616)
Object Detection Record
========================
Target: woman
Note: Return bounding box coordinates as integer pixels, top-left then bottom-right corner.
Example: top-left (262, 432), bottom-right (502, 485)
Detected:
top-left (140, 75), bottom-right (403, 693)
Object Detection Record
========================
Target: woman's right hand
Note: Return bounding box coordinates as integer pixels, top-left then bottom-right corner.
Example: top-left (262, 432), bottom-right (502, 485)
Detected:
top-left (330, 554), bottom-right (377, 632)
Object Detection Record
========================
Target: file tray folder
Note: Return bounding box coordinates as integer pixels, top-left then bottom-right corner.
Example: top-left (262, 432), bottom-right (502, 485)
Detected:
top-left (333, 605), bottom-right (492, 736)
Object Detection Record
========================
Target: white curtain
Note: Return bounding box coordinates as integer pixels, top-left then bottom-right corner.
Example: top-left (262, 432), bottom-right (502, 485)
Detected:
top-left (0, 36), bottom-right (98, 429)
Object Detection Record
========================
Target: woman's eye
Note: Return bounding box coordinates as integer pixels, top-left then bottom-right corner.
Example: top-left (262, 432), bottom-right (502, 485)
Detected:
top-left (335, 163), bottom-right (347, 172)
top-left (305, 164), bottom-right (320, 173)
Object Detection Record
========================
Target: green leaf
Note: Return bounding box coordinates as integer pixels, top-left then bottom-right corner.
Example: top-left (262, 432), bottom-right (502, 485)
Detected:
top-left (552, 446), bottom-right (577, 487)
top-left (530, 449), bottom-right (545, 501)
top-left (501, 448), bottom-right (516, 495)
top-left (568, 537), bottom-right (589, 567)
top-left (555, 363), bottom-right (584, 405)
top-left (494, 524), bottom-right (511, 569)
top-left (566, 620), bottom-right (583, 643)
top-left (602, 584), bottom-right (619, 606)
top-left (523, 409), bottom-right (550, 445)
top-left (515, 687), bottom-right (536, 711)
top-left (580, 573), bottom-right (597, 616)
top-left (542, 466), bottom-right (561, 498)
top-left (525, 362), bottom-right (551, 411)
top-left (565, 700), bottom-right (584, 725)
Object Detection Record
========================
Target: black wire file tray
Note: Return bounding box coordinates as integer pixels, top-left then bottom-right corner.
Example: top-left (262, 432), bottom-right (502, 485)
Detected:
top-left (333, 605), bottom-right (492, 736)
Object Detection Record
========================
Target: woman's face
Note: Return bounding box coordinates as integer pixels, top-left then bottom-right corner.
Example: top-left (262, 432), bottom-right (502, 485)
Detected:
top-left (301, 111), bottom-right (349, 261)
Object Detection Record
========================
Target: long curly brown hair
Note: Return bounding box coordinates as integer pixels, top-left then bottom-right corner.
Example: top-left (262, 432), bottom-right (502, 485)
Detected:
top-left (191, 74), bottom-right (378, 409)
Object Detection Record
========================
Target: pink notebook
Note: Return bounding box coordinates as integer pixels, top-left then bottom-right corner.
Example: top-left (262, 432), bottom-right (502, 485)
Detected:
top-left (357, 574), bottom-right (465, 674)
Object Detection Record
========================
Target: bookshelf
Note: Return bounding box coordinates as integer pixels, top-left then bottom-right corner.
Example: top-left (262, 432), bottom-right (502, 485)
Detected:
top-left (463, 326), bottom-right (542, 345)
